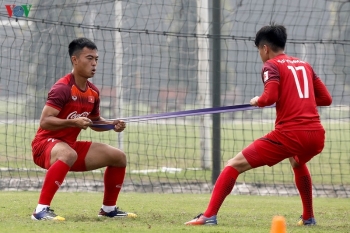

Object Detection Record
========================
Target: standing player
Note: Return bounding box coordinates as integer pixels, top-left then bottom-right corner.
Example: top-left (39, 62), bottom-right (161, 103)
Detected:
top-left (31, 38), bottom-right (137, 221)
top-left (185, 23), bottom-right (332, 226)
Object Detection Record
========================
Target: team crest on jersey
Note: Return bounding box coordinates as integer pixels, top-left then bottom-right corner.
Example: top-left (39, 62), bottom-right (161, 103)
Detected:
top-left (72, 96), bottom-right (77, 101)
top-left (263, 71), bottom-right (269, 82)
top-left (88, 96), bottom-right (95, 103)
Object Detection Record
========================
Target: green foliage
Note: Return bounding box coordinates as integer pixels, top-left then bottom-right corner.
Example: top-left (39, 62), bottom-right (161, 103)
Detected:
top-left (0, 192), bottom-right (349, 233)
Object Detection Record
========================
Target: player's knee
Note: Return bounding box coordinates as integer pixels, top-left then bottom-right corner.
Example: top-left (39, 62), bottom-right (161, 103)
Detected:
top-left (227, 157), bottom-right (241, 169)
top-left (226, 152), bottom-right (251, 173)
top-left (120, 151), bottom-right (127, 167)
top-left (57, 150), bottom-right (78, 167)
top-left (111, 150), bottom-right (127, 167)
top-left (289, 157), bottom-right (299, 168)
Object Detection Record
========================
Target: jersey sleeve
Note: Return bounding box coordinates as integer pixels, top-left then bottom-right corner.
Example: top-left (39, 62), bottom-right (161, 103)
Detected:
top-left (257, 81), bottom-right (279, 107)
top-left (257, 61), bottom-right (280, 107)
top-left (87, 82), bottom-right (101, 118)
top-left (261, 61), bottom-right (280, 84)
top-left (312, 71), bottom-right (332, 106)
top-left (89, 97), bottom-right (100, 118)
top-left (46, 83), bottom-right (71, 110)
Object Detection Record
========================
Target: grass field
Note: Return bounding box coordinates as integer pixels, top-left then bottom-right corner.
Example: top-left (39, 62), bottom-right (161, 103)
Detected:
top-left (0, 192), bottom-right (349, 233)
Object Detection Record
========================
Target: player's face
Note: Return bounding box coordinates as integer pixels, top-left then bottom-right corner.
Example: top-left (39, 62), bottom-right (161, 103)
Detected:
top-left (258, 44), bottom-right (269, 63)
top-left (72, 47), bottom-right (98, 78)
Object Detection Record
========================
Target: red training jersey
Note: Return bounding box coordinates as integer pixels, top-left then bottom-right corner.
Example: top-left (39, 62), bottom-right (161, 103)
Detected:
top-left (33, 73), bottom-right (100, 146)
top-left (257, 54), bottom-right (332, 130)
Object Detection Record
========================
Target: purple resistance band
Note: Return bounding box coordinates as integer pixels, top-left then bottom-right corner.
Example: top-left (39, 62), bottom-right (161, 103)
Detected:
top-left (91, 103), bottom-right (274, 130)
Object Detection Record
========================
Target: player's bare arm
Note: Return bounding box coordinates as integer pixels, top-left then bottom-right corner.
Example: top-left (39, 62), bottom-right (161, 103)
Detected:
top-left (40, 105), bottom-right (92, 130)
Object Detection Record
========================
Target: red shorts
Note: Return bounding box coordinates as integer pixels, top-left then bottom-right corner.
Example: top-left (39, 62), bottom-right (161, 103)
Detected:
top-left (242, 129), bottom-right (325, 167)
top-left (32, 137), bottom-right (92, 171)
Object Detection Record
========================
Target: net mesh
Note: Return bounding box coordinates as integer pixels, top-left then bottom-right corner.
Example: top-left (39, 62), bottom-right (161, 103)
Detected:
top-left (0, 0), bottom-right (349, 196)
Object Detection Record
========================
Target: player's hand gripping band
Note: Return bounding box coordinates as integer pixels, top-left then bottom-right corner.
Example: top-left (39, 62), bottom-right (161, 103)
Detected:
top-left (91, 104), bottom-right (274, 130)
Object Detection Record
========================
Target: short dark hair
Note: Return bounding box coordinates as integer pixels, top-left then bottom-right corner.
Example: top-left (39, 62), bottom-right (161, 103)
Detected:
top-left (254, 23), bottom-right (287, 52)
top-left (68, 38), bottom-right (97, 57)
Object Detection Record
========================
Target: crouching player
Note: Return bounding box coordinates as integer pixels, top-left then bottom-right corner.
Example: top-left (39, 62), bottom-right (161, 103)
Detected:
top-left (31, 38), bottom-right (137, 221)
top-left (185, 23), bottom-right (332, 226)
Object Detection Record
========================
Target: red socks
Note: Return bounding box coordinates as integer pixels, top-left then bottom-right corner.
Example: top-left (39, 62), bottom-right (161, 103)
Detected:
top-left (293, 164), bottom-right (314, 220)
top-left (103, 166), bottom-right (126, 206)
top-left (38, 160), bottom-right (70, 205)
top-left (37, 161), bottom-right (126, 208)
top-left (204, 166), bottom-right (239, 217)
top-left (203, 164), bottom-right (313, 220)
top-left (38, 162), bottom-right (125, 207)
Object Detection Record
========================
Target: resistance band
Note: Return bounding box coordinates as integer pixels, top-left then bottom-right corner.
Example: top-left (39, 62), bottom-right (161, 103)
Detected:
top-left (91, 103), bottom-right (274, 130)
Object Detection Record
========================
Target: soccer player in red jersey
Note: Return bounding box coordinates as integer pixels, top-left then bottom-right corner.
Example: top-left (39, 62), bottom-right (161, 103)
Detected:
top-left (31, 38), bottom-right (137, 221)
top-left (185, 23), bottom-right (332, 226)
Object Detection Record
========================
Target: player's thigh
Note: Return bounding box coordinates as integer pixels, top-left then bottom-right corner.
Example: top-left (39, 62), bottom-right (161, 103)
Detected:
top-left (245, 130), bottom-right (294, 167)
top-left (84, 142), bottom-right (126, 171)
top-left (226, 152), bottom-right (253, 173)
top-left (32, 138), bottom-right (76, 169)
top-left (50, 142), bottom-right (78, 166)
top-left (285, 130), bottom-right (325, 165)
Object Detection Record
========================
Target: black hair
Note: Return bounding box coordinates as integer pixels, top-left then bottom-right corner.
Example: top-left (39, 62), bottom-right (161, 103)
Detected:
top-left (254, 23), bottom-right (287, 52)
top-left (68, 37), bottom-right (97, 57)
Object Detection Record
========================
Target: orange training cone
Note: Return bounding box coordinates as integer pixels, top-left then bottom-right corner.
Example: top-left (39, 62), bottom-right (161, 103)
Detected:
top-left (270, 216), bottom-right (287, 233)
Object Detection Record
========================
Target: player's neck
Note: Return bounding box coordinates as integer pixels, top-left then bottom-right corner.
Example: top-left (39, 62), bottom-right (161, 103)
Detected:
top-left (269, 51), bottom-right (285, 60)
top-left (71, 72), bottom-right (88, 90)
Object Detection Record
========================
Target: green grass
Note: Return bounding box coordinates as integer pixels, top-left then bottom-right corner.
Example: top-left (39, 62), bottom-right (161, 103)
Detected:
top-left (0, 192), bottom-right (349, 233)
